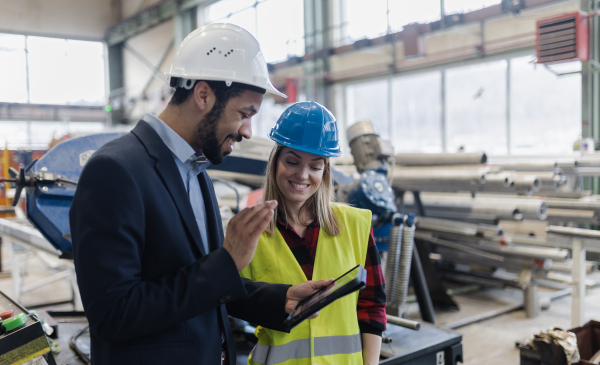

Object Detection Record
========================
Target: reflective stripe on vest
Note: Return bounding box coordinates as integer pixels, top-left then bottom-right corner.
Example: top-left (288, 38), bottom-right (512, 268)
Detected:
top-left (250, 334), bottom-right (362, 365)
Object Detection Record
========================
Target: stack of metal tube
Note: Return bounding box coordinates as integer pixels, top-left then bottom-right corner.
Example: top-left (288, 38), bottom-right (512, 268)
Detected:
top-left (399, 192), bottom-right (548, 224)
top-left (389, 153), bottom-right (570, 196)
top-left (340, 121), bottom-right (600, 317)
top-left (332, 152), bottom-right (600, 225)
top-left (414, 216), bottom-right (571, 283)
top-left (370, 151), bottom-right (600, 289)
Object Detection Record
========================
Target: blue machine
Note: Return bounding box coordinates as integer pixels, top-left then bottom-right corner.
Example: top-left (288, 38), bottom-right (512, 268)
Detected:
top-left (346, 168), bottom-right (397, 252)
top-left (15, 133), bottom-right (126, 255)
top-left (346, 169), bottom-right (396, 216)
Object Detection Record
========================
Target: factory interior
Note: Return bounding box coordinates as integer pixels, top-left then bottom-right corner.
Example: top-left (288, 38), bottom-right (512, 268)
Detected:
top-left (1, 0), bottom-right (600, 364)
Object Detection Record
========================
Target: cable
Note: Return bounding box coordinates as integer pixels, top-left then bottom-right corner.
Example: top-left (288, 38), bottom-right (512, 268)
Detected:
top-left (69, 325), bottom-right (91, 365)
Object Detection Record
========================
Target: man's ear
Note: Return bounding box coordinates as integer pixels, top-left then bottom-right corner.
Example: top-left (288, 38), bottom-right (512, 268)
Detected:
top-left (193, 81), bottom-right (213, 111)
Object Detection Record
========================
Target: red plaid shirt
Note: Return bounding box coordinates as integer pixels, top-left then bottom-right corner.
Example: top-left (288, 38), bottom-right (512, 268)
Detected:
top-left (277, 215), bottom-right (387, 335)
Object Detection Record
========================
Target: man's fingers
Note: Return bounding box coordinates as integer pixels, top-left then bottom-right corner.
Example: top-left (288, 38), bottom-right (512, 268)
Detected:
top-left (310, 278), bottom-right (334, 290)
top-left (230, 201), bottom-right (277, 228)
top-left (241, 201), bottom-right (277, 233)
top-left (243, 209), bottom-right (274, 244)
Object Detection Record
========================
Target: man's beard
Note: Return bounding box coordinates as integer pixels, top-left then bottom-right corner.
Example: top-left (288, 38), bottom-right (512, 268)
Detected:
top-left (195, 103), bottom-right (241, 165)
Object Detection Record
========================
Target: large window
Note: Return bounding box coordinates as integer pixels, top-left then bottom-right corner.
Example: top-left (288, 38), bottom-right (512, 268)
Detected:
top-left (0, 121), bottom-right (105, 150)
top-left (346, 79), bottom-right (389, 138)
top-left (0, 34), bottom-right (28, 103)
top-left (201, 0), bottom-right (304, 64)
top-left (444, 0), bottom-right (501, 14)
top-left (387, 0), bottom-right (442, 33)
top-left (342, 55), bottom-right (582, 156)
top-left (446, 60), bottom-right (508, 155)
top-left (334, 0), bottom-right (442, 46)
top-left (252, 98), bottom-right (289, 139)
top-left (27, 37), bottom-right (106, 105)
top-left (0, 34), bottom-right (106, 105)
top-left (509, 57), bottom-right (581, 155)
top-left (392, 72), bottom-right (443, 153)
top-left (0, 34), bottom-right (107, 150)
top-left (343, 0), bottom-right (389, 42)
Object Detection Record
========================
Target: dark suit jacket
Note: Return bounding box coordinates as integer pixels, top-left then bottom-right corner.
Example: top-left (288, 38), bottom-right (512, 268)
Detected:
top-left (70, 120), bottom-right (289, 365)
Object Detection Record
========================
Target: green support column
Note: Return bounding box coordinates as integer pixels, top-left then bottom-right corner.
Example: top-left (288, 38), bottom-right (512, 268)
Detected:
top-left (303, 0), bottom-right (331, 107)
top-left (581, 0), bottom-right (600, 192)
top-left (107, 44), bottom-right (125, 125)
top-left (174, 6), bottom-right (197, 50)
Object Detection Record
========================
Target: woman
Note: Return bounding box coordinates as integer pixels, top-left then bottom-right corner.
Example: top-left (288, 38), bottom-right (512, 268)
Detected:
top-left (240, 101), bottom-right (386, 365)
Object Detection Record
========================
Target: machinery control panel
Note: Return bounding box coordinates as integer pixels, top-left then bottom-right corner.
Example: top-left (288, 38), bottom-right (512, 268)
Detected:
top-left (0, 289), bottom-right (56, 365)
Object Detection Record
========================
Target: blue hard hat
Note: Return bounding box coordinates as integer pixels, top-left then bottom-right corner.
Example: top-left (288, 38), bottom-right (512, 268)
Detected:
top-left (268, 101), bottom-right (341, 157)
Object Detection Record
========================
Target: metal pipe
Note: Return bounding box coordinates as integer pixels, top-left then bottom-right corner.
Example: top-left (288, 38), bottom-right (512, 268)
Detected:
top-left (395, 152), bottom-right (487, 166)
top-left (416, 216), bottom-right (503, 237)
top-left (386, 315), bottom-right (420, 330)
top-left (415, 232), bottom-right (505, 261)
top-left (21, 269), bottom-right (71, 293)
top-left (391, 170), bottom-right (487, 192)
top-left (402, 203), bottom-right (529, 222)
top-left (450, 241), bottom-right (568, 261)
top-left (546, 208), bottom-right (599, 224)
top-left (402, 208), bottom-right (523, 224)
top-left (494, 162), bottom-right (557, 171)
top-left (547, 225), bottom-right (600, 239)
top-left (544, 197), bottom-right (600, 211)
top-left (480, 172), bottom-right (515, 189)
top-left (404, 193), bottom-right (549, 221)
top-left (436, 247), bottom-right (551, 272)
top-left (512, 175), bottom-right (541, 195)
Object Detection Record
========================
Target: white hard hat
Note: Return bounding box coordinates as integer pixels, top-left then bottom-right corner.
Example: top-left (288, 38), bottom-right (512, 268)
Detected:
top-left (167, 23), bottom-right (286, 98)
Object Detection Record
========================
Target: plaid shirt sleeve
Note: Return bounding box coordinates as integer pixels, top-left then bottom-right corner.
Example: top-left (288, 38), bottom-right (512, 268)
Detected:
top-left (357, 228), bottom-right (387, 336)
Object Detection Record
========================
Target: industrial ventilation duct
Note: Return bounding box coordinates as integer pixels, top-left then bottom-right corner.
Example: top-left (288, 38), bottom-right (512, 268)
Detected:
top-left (536, 12), bottom-right (588, 64)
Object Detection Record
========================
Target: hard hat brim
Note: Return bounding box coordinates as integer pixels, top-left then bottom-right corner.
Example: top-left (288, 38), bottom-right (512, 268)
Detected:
top-left (166, 74), bottom-right (287, 99)
top-left (274, 141), bottom-right (342, 158)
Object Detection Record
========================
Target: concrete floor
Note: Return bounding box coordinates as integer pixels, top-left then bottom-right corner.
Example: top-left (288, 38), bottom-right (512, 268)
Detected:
top-left (434, 283), bottom-right (600, 364)
top-left (1, 241), bottom-right (600, 365)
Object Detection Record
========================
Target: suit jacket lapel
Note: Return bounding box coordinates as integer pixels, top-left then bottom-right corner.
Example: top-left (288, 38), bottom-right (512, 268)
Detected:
top-left (131, 120), bottom-right (208, 257)
top-left (199, 172), bottom-right (224, 252)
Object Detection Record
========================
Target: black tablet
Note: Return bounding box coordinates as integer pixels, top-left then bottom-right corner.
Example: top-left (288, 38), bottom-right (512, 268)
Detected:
top-left (284, 264), bottom-right (367, 331)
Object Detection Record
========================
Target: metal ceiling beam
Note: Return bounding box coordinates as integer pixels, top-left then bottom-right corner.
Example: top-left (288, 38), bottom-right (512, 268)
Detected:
top-left (271, 0), bottom-right (564, 72)
top-left (0, 103), bottom-right (106, 123)
top-left (105, 0), bottom-right (216, 45)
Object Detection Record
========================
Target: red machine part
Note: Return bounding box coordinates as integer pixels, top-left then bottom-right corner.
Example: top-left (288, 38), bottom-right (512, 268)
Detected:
top-left (536, 12), bottom-right (589, 64)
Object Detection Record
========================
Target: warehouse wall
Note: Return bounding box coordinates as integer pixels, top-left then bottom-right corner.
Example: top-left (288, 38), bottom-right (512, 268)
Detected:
top-left (0, 0), bottom-right (118, 40)
top-left (123, 19), bottom-right (175, 119)
top-left (270, 1), bottom-right (581, 85)
top-left (0, 0), bottom-right (169, 40)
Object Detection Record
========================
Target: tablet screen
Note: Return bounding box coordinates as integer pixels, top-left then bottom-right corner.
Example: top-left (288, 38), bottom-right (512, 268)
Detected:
top-left (294, 265), bottom-right (360, 316)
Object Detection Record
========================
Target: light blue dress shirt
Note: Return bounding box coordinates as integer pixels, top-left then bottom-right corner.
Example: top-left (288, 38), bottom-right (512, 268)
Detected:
top-left (143, 113), bottom-right (211, 254)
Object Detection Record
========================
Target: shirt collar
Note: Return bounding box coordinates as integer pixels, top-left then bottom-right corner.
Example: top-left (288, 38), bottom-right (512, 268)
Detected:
top-left (276, 213), bottom-right (319, 229)
top-left (143, 113), bottom-right (211, 169)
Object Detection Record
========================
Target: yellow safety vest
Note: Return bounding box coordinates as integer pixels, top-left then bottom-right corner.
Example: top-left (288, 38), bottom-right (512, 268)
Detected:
top-left (240, 204), bottom-right (371, 365)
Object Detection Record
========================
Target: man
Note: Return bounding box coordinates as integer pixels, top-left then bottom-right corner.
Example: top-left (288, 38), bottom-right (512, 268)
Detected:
top-left (70, 24), bottom-right (331, 365)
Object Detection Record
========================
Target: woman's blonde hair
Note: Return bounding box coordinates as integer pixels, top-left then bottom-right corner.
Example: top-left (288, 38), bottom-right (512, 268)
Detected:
top-left (262, 144), bottom-right (341, 236)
